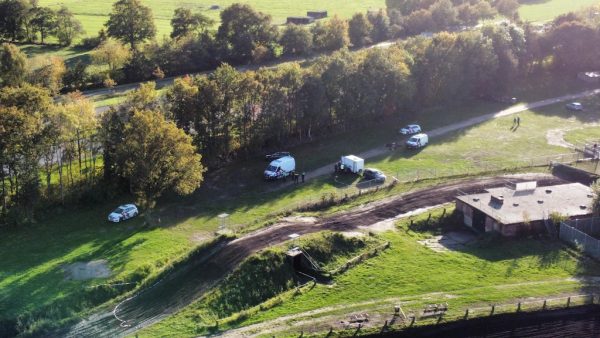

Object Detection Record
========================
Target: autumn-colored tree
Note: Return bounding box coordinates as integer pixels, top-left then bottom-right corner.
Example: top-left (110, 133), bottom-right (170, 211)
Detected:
top-left (117, 110), bottom-right (204, 208)
top-left (0, 43), bottom-right (27, 87)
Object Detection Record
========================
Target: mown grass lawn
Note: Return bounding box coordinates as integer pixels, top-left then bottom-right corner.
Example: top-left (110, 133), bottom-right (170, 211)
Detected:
top-left (518, 0), bottom-right (599, 22)
top-left (1, 77), bottom-right (598, 329)
top-left (140, 207), bottom-right (600, 337)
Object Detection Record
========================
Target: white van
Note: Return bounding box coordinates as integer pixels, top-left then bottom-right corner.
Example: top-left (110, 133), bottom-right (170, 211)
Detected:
top-left (264, 156), bottom-right (296, 180)
top-left (338, 155), bottom-right (364, 174)
top-left (406, 133), bottom-right (429, 149)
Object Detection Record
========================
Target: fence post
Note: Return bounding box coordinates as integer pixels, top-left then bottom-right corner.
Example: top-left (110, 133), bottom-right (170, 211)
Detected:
top-left (543, 300), bottom-right (547, 310)
top-left (517, 302), bottom-right (521, 312)
top-left (567, 297), bottom-right (571, 308)
top-left (464, 309), bottom-right (469, 319)
top-left (490, 305), bottom-right (495, 315)
top-left (410, 316), bottom-right (416, 326)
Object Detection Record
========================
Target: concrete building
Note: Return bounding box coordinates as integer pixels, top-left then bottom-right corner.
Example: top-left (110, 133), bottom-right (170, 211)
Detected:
top-left (455, 182), bottom-right (594, 237)
top-left (307, 10), bottom-right (328, 19)
top-left (287, 16), bottom-right (315, 25)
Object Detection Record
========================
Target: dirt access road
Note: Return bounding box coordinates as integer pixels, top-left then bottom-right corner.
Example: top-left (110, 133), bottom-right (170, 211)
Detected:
top-left (62, 173), bottom-right (563, 337)
top-left (302, 88), bottom-right (600, 182)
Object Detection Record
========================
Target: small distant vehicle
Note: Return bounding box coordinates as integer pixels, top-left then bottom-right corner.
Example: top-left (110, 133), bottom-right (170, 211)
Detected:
top-left (406, 133), bottom-right (429, 149)
top-left (566, 102), bottom-right (583, 111)
top-left (363, 168), bottom-right (386, 182)
top-left (265, 151), bottom-right (291, 161)
top-left (108, 204), bottom-right (138, 223)
top-left (400, 124), bottom-right (422, 135)
top-left (264, 156), bottom-right (296, 180)
top-left (336, 155), bottom-right (365, 174)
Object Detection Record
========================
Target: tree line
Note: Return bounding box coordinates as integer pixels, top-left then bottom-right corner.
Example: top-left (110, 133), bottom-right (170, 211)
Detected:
top-left (1, 0), bottom-right (520, 92)
top-left (0, 0), bottom-right (83, 45)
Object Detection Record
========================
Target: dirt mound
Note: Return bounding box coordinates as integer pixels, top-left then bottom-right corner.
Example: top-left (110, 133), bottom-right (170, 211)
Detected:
top-left (64, 260), bottom-right (111, 281)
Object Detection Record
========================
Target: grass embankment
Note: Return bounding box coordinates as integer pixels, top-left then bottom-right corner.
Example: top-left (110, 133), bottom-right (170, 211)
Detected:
top-left (518, 0), bottom-right (599, 22)
top-left (138, 232), bottom-right (381, 336)
top-left (1, 75), bottom-right (598, 335)
top-left (173, 207), bottom-right (600, 337)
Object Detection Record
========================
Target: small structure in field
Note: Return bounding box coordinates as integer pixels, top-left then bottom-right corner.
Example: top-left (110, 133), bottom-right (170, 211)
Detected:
top-left (307, 10), bottom-right (328, 19)
top-left (456, 182), bottom-right (593, 237)
top-left (578, 71), bottom-right (600, 83)
top-left (287, 16), bottom-right (315, 25)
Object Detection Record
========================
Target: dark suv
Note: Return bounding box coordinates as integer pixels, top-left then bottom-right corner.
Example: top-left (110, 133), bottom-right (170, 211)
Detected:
top-left (363, 168), bottom-right (386, 182)
top-left (265, 151), bottom-right (291, 161)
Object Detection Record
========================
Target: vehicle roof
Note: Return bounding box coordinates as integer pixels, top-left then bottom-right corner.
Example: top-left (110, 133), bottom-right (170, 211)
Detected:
top-left (570, 102), bottom-right (582, 105)
top-left (342, 155), bottom-right (364, 162)
top-left (365, 168), bottom-right (382, 173)
top-left (271, 156), bottom-right (294, 164)
top-left (406, 124), bottom-right (420, 127)
top-left (411, 133), bottom-right (428, 138)
top-left (120, 204), bottom-right (136, 208)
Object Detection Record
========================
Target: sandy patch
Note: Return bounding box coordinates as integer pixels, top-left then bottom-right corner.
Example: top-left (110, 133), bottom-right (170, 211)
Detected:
top-left (191, 232), bottom-right (211, 243)
top-left (64, 260), bottom-right (111, 280)
top-left (281, 216), bottom-right (318, 224)
top-left (418, 231), bottom-right (476, 253)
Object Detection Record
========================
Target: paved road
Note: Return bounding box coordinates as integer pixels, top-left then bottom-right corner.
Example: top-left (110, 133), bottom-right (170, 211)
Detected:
top-left (301, 88), bottom-right (600, 182)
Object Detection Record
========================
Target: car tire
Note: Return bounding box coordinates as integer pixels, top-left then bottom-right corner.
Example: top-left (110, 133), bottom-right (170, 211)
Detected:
top-left (134, 212), bottom-right (138, 217)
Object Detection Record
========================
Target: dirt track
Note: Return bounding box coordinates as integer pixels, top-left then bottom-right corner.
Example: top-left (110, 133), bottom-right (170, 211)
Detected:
top-left (62, 173), bottom-right (565, 337)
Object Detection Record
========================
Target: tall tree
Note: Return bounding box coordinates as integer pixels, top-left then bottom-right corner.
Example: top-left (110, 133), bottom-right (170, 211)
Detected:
top-left (348, 13), bottom-right (372, 47)
top-left (217, 3), bottom-right (277, 63)
top-left (30, 6), bottom-right (56, 43)
top-left (170, 7), bottom-right (214, 39)
top-left (0, 0), bottom-right (30, 41)
top-left (55, 6), bottom-right (84, 46)
top-left (116, 110), bottom-right (204, 208)
top-left (279, 24), bottom-right (313, 55)
top-left (106, 0), bottom-right (156, 49)
top-left (0, 43), bottom-right (27, 87)
top-left (312, 15), bottom-right (350, 52)
top-left (367, 10), bottom-right (390, 43)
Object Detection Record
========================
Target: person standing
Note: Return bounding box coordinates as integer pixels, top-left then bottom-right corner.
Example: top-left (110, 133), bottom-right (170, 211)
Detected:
top-left (302, 172), bottom-right (305, 183)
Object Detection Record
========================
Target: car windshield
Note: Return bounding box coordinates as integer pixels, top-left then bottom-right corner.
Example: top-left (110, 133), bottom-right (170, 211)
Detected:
top-left (266, 165), bottom-right (277, 172)
top-left (409, 137), bottom-right (418, 142)
top-left (113, 208), bottom-right (124, 214)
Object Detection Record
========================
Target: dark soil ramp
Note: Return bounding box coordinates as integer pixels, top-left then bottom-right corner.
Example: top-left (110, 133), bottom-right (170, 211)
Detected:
top-left (62, 174), bottom-right (566, 337)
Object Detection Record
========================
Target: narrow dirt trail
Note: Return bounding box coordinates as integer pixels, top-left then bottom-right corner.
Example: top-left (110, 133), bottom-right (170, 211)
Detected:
top-left (303, 88), bottom-right (600, 182)
top-left (222, 277), bottom-right (600, 337)
top-left (61, 174), bottom-right (563, 337)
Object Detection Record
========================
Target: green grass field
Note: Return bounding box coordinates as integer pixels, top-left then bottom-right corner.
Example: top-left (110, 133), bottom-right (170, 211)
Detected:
top-left (518, 0), bottom-right (599, 22)
top-left (1, 73), bottom-right (599, 333)
top-left (37, 0), bottom-right (385, 39)
top-left (140, 207), bottom-right (600, 337)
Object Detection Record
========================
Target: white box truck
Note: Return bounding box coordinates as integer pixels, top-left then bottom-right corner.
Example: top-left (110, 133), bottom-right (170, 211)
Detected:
top-left (406, 133), bottom-right (429, 149)
top-left (337, 155), bottom-right (364, 174)
top-left (264, 156), bottom-right (296, 180)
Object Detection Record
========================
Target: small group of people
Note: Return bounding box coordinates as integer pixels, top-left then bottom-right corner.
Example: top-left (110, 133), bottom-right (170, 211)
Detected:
top-left (334, 162), bottom-right (346, 173)
top-left (289, 171), bottom-right (305, 183)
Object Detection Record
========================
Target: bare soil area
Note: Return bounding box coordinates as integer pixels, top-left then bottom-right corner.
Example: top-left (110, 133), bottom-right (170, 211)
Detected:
top-left (63, 260), bottom-right (111, 281)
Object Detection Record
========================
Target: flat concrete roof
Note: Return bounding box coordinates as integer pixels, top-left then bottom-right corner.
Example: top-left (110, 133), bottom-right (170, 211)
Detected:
top-left (456, 183), bottom-right (593, 225)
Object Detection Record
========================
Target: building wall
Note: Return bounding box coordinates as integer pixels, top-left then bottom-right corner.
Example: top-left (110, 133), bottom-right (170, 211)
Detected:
top-left (456, 199), bottom-right (473, 227)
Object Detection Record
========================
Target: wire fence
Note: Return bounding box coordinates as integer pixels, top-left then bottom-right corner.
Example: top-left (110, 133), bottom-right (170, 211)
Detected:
top-left (288, 293), bottom-right (598, 337)
top-left (560, 218), bottom-right (600, 260)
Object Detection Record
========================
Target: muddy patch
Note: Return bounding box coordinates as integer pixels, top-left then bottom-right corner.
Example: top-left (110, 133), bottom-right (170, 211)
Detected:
top-left (418, 231), bottom-right (477, 253)
top-left (63, 260), bottom-right (111, 280)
